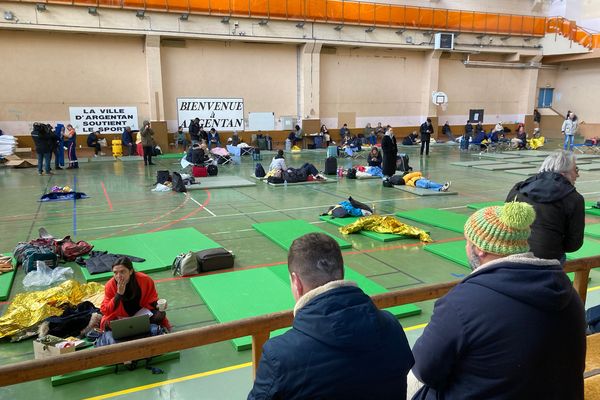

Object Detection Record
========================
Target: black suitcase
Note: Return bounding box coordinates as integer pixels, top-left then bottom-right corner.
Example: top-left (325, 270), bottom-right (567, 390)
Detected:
top-left (325, 156), bottom-right (337, 175)
top-left (196, 248), bottom-right (234, 272)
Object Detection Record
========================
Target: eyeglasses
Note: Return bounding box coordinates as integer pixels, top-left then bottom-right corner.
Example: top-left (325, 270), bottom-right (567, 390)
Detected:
top-left (576, 167), bottom-right (580, 173)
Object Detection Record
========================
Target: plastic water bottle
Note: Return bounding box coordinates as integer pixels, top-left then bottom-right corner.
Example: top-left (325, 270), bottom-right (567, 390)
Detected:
top-left (284, 179), bottom-right (288, 188)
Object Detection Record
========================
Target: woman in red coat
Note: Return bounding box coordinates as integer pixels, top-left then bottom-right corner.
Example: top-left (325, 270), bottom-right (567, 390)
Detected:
top-left (96, 257), bottom-right (170, 346)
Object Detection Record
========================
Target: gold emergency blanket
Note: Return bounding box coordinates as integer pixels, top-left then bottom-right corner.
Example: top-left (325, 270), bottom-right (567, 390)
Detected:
top-left (0, 280), bottom-right (104, 339)
top-left (339, 215), bottom-right (432, 242)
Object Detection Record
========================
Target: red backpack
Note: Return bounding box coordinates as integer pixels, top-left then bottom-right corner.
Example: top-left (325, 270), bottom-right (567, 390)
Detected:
top-left (60, 238), bottom-right (93, 261)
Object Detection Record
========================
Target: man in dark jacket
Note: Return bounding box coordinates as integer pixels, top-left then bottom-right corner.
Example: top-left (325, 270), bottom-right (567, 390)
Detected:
top-left (381, 127), bottom-right (398, 179)
top-left (412, 201), bottom-right (585, 400)
top-left (248, 233), bottom-right (414, 400)
top-left (419, 118), bottom-right (433, 156)
top-left (189, 118), bottom-right (200, 144)
top-left (506, 151), bottom-right (584, 263)
top-left (32, 123), bottom-right (54, 176)
top-left (462, 120), bottom-right (473, 150)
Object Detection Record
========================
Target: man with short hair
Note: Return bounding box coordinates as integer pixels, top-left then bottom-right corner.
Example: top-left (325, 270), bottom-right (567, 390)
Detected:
top-left (506, 150), bottom-right (584, 263)
top-left (411, 201), bottom-right (585, 400)
top-left (419, 118), bottom-right (433, 156)
top-left (248, 233), bottom-right (414, 400)
top-left (189, 118), bottom-right (200, 145)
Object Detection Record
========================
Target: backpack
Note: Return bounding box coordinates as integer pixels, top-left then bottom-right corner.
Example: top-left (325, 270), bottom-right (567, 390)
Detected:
top-left (172, 171), bottom-right (187, 192)
top-left (156, 170), bottom-right (171, 185)
top-left (13, 242), bottom-right (58, 273)
top-left (207, 164), bottom-right (218, 176)
top-left (172, 252), bottom-right (199, 276)
top-left (396, 154), bottom-right (411, 172)
top-left (267, 176), bottom-right (285, 184)
top-left (196, 248), bottom-right (234, 272)
top-left (325, 156), bottom-right (337, 175)
top-left (346, 168), bottom-right (357, 179)
top-left (153, 146), bottom-right (162, 156)
top-left (255, 163), bottom-right (266, 178)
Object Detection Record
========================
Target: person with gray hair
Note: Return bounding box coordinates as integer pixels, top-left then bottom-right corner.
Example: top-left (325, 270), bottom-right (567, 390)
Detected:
top-left (506, 150), bottom-right (584, 263)
top-left (248, 232), bottom-right (414, 399)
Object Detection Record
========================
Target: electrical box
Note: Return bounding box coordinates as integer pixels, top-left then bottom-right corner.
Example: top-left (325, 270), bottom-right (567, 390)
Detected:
top-left (281, 116), bottom-right (297, 131)
top-left (434, 33), bottom-right (454, 50)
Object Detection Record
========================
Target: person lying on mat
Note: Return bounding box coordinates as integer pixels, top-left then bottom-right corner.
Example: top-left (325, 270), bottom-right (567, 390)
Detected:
top-left (402, 132), bottom-right (419, 146)
top-left (398, 171), bottom-right (450, 192)
top-left (96, 256), bottom-right (170, 347)
top-left (367, 147), bottom-right (382, 168)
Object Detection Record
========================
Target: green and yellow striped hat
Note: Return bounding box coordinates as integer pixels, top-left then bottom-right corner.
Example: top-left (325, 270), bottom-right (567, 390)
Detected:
top-left (464, 201), bottom-right (536, 256)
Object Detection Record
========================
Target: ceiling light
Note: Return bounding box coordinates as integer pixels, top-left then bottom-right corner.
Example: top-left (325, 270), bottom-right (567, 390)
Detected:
top-left (179, 13), bottom-right (189, 21)
top-left (334, 24), bottom-right (343, 31)
top-left (221, 16), bottom-right (230, 24)
top-left (258, 19), bottom-right (268, 26)
top-left (36, 3), bottom-right (46, 12)
top-left (4, 11), bottom-right (14, 20)
top-left (395, 29), bottom-right (405, 35)
top-left (365, 26), bottom-right (375, 33)
top-left (88, 7), bottom-right (98, 15)
top-left (295, 22), bottom-right (305, 28)
top-left (136, 10), bottom-right (145, 19)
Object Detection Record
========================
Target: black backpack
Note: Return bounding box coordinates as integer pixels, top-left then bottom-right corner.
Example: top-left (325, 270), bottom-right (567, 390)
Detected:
top-left (172, 171), bottom-right (187, 192)
top-left (156, 170), bottom-right (171, 185)
top-left (267, 176), bottom-right (285, 184)
top-left (325, 156), bottom-right (337, 175)
top-left (396, 154), bottom-right (411, 172)
top-left (255, 163), bottom-right (266, 178)
top-left (207, 165), bottom-right (218, 176)
top-left (346, 168), bottom-right (357, 179)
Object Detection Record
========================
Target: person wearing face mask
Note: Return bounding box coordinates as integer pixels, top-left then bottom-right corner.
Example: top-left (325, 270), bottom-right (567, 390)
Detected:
top-left (411, 201), bottom-right (585, 400)
top-left (96, 257), bottom-right (170, 346)
top-left (506, 150), bottom-right (584, 264)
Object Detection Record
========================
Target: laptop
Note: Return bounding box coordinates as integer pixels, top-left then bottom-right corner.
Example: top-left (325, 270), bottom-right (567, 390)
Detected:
top-left (111, 315), bottom-right (150, 340)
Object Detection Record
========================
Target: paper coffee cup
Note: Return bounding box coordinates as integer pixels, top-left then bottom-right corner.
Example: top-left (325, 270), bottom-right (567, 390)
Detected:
top-left (157, 299), bottom-right (167, 312)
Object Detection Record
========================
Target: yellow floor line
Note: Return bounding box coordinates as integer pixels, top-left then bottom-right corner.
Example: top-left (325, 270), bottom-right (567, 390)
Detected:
top-left (84, 284), bottom-right (600, 399)
top-left (83, 362), bottom-right (252, 400)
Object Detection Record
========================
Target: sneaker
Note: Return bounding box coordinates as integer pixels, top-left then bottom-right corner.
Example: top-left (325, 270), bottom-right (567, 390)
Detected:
top-left (441, 181), bottom-right (451, 192)
top-left (38, 172), bottom-right (43, 176)
top-left (100, 152), bottom-right (106, 156)
top-left (93, 154), bottom-right (98, 157)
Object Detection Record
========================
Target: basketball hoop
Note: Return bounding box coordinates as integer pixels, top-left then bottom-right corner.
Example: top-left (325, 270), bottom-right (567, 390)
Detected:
top-left (432, 91), bottom-right (448, 112)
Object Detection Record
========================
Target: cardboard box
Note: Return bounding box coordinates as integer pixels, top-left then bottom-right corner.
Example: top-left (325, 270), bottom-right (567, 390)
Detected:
top-left (33, 336), bottom-right (76, 360)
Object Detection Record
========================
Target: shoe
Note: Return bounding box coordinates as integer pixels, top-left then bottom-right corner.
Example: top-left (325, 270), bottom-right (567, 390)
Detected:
top-left (46, 171), bottom-right (54, 175)
top-left (149, 163), bottom-right (156, 165)
top-left (55, 166), bottom-right (63, 170)
top-left (441, 181), bottom-right (451, 192)
top-left (38, 172), bottom-right (43, 176)
top-left (100, 152), bottom-right (106, 156)
top-left (93, 154), bottom-right (98, 157)
top-left (66, 166), bottom-right (73, 169)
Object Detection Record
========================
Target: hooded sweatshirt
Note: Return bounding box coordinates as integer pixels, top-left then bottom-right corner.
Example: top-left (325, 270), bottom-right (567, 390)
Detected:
top-left (507, 171), bottom-right (584, 260)
top-left (248, 281), bottom-right (414, 399)
top-left (412, 254), bottom-right (586, 400)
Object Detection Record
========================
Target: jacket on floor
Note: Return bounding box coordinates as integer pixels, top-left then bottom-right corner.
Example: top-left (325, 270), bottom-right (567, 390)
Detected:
top-left (412, 253), bottom-right (586, 400)
top-left (506, 171), bottom-right (585, 260)
top-left (248, 281), bottom-right (414, 400)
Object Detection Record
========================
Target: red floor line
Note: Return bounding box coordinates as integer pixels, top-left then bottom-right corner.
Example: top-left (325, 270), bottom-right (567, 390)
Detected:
top-left (100, 181), bottom-right (113, 211)
top-left (147, 190), bottom-right (212, 233)
top-left (0, 301), bottom-right (9, 306)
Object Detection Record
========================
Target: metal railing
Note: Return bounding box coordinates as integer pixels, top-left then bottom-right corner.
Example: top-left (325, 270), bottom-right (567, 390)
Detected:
top-left (0, 255), bottom-right (597, 387)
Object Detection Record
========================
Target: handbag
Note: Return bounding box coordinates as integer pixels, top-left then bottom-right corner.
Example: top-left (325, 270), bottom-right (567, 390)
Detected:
top-left (172, 252), bottom-right (199, 276)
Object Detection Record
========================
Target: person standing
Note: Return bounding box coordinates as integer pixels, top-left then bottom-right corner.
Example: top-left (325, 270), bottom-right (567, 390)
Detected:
top-left (140, 120), bottom-right (155, 166)
top-left (442, 121), bottom-right (453, 141)
top-left (64, 124), bottom-right (78, 169)
top-left (248, 233), bottom-right (414, 399)
top-left (53, 123), bottom-right (65, 170)
top-left (381, 127), bottom-right (398, 178)
top-left (339, 123), bottom-right (349, 142)
top-left (411, 201), bottom-right (585, 400)
top-left (31, 123), bottom-right (53, 176)
top-left (419, 118), bottom-right (433, 156)
top-left (562, 112), bottom-right (574, 151)
top-left (462, 120), bottom-right (473, 150)
top-left (189, 118), bottom-right (200, 145)
top-left (533, 108), bottom-right (541, 127)
top-left (506, 151), bottom-right (584, 264)
top-left (122, 127), bottom-right (134, 156)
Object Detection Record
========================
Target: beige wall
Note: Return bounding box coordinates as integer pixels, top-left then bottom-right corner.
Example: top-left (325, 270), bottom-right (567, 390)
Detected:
top-left (0, 30), bottom-right (149, 133)
top-left (161, 40), bottom-right (297, 131)
top-left (552, 59), bottom-right (600, 124)
top-left (320, 47), bottom-right (426, 127)
top-left (438, 58), bottom-right (528, 124)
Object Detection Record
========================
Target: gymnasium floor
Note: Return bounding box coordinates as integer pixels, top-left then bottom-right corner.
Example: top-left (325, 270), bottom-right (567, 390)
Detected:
top-left (2, 143), bottom-right (600, 400)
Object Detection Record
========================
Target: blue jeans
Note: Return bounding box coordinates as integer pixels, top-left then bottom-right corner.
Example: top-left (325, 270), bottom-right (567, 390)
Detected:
top-left (564, 135), bottom-right (574, 151)
top-left (95, 323), bottom-right (164, 347)
top-left (37, 152), bottom-right (51, 174)
top-left (415, 178), bottom-right (443, 191)
top-left (368, 135), bottom-right (377, 145)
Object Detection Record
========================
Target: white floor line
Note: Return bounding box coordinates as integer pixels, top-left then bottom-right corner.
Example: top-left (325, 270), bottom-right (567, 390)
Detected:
top-left (439, 205), bottom-right (468, 210)
top-left (581, 191), bottom-right (600, 196)
top-left (188, 194), bottom-right (216, 216)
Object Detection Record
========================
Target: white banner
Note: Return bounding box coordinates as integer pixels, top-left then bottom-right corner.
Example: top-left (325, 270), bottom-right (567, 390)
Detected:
top-left (69, 107), bottom-right (139, 134)
top-left (177, 98), bottom-right (244, 131)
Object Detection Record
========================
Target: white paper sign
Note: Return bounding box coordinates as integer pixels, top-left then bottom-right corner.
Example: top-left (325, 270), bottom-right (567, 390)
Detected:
top-left (69, 107), bottom-right (139, 133)
top-left (177, 98), bottom-right (244, 131)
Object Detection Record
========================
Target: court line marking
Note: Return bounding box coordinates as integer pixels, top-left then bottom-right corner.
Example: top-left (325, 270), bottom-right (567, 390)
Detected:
top-left (82, 362), bottom-right (253, 400)
top-left (147, 190), bottom-right (213, 233)
top-left (188, 194), bottom-right (216, 216)
top-left (100, 181), bottom-right (113, 211)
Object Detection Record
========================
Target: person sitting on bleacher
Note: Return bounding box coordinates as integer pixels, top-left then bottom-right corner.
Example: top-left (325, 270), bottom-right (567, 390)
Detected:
top-left (248, 233), bottom-right (414, 400)
top-left (411, 202), bottom-right (585, 399)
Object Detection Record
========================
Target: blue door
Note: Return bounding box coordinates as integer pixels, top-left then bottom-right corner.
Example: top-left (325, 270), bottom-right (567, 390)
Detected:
top-left (538, 88), bottom-right (554, 108)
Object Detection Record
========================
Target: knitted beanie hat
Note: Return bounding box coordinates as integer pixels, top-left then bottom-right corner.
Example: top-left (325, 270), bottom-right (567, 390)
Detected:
top-left (464, 201), bottom-right (536, 256)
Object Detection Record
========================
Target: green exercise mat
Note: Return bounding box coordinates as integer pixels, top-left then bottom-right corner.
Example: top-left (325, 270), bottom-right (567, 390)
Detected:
top-left (504, 168), bottom-right (540, 176)
top-left (466, 201), bottom-right (505, 210)
top-left (477, 153), bottom-right (523, 160)
top-left (394, 185), bottom-right (457, 196)
top-left (81, 228), bottom-right (222, 282)
top-left (0, 254), bottom-right (16, 301)
top-left (585, 201), bottom-right (600, 217)
top-left (253, 220), bottom-right (351, 250)
top-left (502, 150), bottom-right (552, 157)
top-left (424, 240), bottom-right (470, 270)
top-left (396, 208), bottom-right (469, 233)
top-left (450, 160), bottom-right (506, 167)
top-left (472, 163), bottom-right (535, 171)
top-left (578, 163), bottom-right (600, 171)
top-left (319, 215), bottom-right (415, 242)
top-left (158, 153), bottom-right (186, 159)
top-left (567, 239), bottom-right (600, 260)
top-left (267, 178), bottom-right (336, 186)
top-left (510, 157), bottom-right (548, 164)
top-left (186, 176), bottom-right (256, 189)
top-left (190, 264), bottom-right (421, 350)
top-left (585, 224), bottom-right (600, 239)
